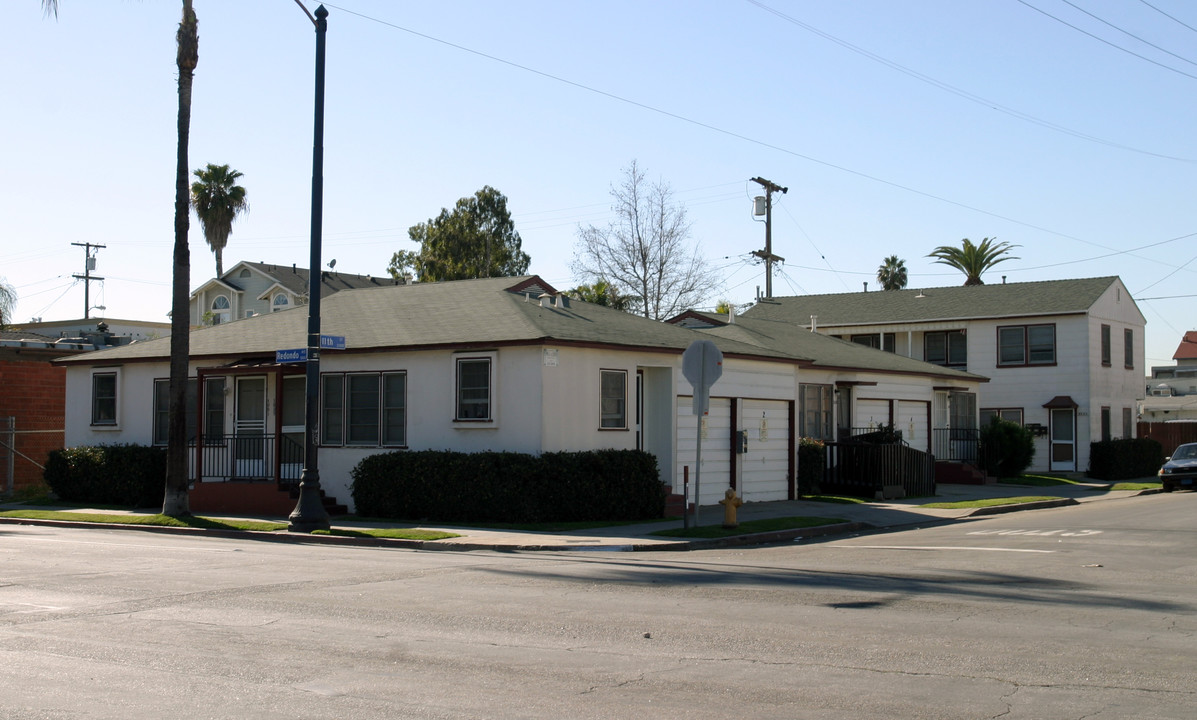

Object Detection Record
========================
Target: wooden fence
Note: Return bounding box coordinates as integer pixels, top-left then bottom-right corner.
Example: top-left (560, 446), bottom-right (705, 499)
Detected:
top-left (822, 441), bottom-right (936, 498)
top-left (1137, 422), bottom-right (1197, 457)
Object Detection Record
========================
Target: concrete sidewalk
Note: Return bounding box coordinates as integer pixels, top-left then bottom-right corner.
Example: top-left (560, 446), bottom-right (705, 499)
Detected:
top-left (1, 479), bottom-right (1161, 552)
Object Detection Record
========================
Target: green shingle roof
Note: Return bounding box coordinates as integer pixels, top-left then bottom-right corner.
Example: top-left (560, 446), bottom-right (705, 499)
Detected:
top-left (58, 277), bottom-right (806, 365)
top-left (744, 276), bottom-right (1120, 327)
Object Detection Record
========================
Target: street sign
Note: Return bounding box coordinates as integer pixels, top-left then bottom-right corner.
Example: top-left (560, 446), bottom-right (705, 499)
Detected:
top-left (681, 339), bottom-right (723, 529)
top-left (276, 348), bottom-right (307, 363)
top-left (277, 336), bottom-right (345, 363)
top-left (682, 339), bottom-right (723, 415)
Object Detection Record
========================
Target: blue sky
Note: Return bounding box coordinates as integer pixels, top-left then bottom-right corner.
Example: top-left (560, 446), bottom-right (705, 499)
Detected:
top-left (3, 1), bottom-right (1194, 367)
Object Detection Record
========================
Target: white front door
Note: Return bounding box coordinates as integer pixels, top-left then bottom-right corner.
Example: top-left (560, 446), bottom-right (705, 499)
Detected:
top-left (234, 377), bottom-right (267, 478)
top-left (1049, 408), bottom-right (1076, 472)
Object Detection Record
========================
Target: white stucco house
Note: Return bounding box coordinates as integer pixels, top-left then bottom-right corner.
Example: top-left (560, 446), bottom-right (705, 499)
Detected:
top-left (741, 276), bottom-right (1146, 473)
top-left (60, 276), bottom-right (817, 515)
top-left (188, 260), bottom-right (402, 326)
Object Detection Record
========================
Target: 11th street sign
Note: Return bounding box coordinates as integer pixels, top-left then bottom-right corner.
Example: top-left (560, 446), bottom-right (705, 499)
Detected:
top-left (276, 335), bottom-right (346, 363)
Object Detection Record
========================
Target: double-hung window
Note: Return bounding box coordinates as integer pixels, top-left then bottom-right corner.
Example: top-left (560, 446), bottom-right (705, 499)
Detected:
top-left (1124, 328), bottom-right (1134, 369)
top-left (456, 358), bottom-right (491, 421)
top-left (1101, 324), bottom-right (1112, 366)
top-left (321, 372), bottom-right (406, 447)
top-left (997, 324), bottom-right (1056, 367)
top-left (799, 384), bottom-right (833, 440)
top-left (924, 330), bottom-right (967, 367)
top-left (153, 377), bottom-right (226, 445)
top-left (980, 408), bottom-right (1024, 426)
top-left (91, 372), bottom-right (118, 426)
top-left (600, 370), bottom-right (627, 429)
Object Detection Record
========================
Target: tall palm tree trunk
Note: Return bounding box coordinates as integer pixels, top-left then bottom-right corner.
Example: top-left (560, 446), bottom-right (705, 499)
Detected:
top-left (163, 0), bottom-right (198, 516)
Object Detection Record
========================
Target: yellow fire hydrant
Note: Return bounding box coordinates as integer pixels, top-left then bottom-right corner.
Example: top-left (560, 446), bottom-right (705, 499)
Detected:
top-left (719, 488), bottom-right (743, 529)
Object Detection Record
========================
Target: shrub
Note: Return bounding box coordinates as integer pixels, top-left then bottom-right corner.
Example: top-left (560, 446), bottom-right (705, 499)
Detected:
top-left (979, 418), bottom-right (1036, 478)
top-left (797, 437), bottom-right (825, 496)
top-left (43, 444), bottom-right (166, 507)
top-left (1088, 438), bottom-right (1163, 480)
top-left (350, 449), bottom-right (665, 523)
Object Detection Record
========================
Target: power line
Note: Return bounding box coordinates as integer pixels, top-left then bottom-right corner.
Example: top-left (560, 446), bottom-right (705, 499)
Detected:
top-left (1014, 0), bottom-right (1197, 81)
top-left (744, 0), bottom-right (1194, 163)
top-left (1057, 0), bottom-right (1197, 68)
top-left (1137, 0), bottom-right (1197, 35)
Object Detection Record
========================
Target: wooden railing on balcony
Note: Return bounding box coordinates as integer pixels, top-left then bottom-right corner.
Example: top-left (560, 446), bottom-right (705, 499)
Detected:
top-left (821, 441), bottom-right (936, 498)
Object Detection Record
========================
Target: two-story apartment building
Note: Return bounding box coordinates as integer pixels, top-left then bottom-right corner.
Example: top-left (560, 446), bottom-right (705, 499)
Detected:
top-left (743, 277), bottom-right (1145, 473)
top-left (188, 261), bottom-right (402, 326)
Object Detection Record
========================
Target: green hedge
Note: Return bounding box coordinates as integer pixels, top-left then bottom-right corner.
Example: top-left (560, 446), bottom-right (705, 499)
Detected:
top-left (1087, 438), bottom-right (1164, 481)
top-left (43, 444), bottom-right (166, 508)
top-left (980, 418), bottom-right (1036, 478)
top-left (797, 437), bottom-right (825, 496)
top-left (351, 449), bottom-right (665, 523)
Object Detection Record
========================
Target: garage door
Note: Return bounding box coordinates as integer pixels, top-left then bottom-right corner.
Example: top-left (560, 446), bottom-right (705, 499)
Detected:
top-left (677, 397), bottom-right (731, 507)
top-left (740, 399), bottom-right (791, 502)
top-left (856, 399), bottom-right (891, 430)
top-left (896, 400), bottom-right (930, 453)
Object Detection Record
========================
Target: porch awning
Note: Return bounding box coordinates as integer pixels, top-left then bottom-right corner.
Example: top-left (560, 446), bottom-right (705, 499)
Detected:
top-left (1042, 395), bottom-right (1078, 409)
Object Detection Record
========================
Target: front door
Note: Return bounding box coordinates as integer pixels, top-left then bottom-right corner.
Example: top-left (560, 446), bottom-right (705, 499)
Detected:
top-left (234, 377), bottom-right (267, 478)
top-left (1049, 408), bottom-right (1076, 472)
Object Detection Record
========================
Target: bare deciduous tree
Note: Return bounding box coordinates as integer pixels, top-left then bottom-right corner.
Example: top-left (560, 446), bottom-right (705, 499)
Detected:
top-left (572, 161), bottom-right (720, 320)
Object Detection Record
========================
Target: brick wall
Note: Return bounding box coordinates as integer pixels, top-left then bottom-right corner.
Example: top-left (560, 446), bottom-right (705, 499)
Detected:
top-left (0, 355), bottom-right (68, 493)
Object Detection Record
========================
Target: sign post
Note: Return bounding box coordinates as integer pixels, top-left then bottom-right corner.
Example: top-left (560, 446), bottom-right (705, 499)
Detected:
top-left (682, 340), bottom-right (723, 528)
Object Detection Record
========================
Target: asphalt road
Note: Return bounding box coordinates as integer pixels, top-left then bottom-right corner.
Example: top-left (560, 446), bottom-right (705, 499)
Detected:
top-left (2, 492), bottom-right (1194, 719)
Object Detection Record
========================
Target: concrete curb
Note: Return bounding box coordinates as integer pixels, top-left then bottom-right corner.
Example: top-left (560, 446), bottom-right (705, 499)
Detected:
top-left (0, 487), bottom-right (1162, 552)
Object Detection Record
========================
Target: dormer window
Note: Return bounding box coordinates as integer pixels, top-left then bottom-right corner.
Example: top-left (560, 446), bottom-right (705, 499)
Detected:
top-left (210, 295), bottom-right (231, 325)
top-left (272, 294), bottom-right (290, 312)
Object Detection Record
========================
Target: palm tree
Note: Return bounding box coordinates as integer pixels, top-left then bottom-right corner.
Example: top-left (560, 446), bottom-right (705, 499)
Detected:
top-left (43, 0), bottom-right (198, 516)
top-left (876, 255), bottom-right (908, 291)
top-left (927, 237), bottom-right (1020, 286)
top-left (191, 164), bottom-right (249, 277)
top-left (0, 278), bottom-right (16, 329)
top-left (568, 280), bottom-right (635, 312)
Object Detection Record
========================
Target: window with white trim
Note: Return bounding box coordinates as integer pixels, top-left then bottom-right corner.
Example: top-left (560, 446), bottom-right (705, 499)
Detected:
top-left (600, 370), bottom-right (627, 429)
top-left (799, 384), bottom-right (833, 440)
top-left (320, 372), bottom-right (406, 447)
top-left (272, 294), bottom-right (290, 312)
top-left (456, 358), bottom-right (491, 420)
top-left (210, 295), bottom-right (231, 325)
top-left (91, 372), bottom-right (118, 426)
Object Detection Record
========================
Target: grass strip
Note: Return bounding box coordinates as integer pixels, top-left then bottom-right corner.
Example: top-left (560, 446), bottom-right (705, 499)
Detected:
top-left (651, 515), bottom-right (846, 539)
top-left (1109, 481), bottom-right (1161, 492)
top-left (799, 495), bottom-right (869, 504)
top-left (1000, 474), bottom-right (1086, 487)
top-left (919, 496), bottom-right (1058, 510)
top-left (312, 527), bottom-right (460, 541)
top-left (0, 509), bottom-right (286, 532)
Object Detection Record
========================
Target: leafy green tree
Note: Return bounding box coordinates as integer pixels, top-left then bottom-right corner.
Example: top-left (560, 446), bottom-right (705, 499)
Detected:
top-left (568, 280), bottom-right (634, 312)
top-left (43, 0), bottom-right (199, 516)
top-left (390, 186), bottom-right (530, 282)
top-left (191, 163), bottom-right (249, 277)
top-left (927, 237), bottom-right (1019, 286)
top-left (876, 255), bottom-right (908, 291)
top-left (0, 277), bottom-right (15, 329)
top-left (572, 161), bottom-right (720, 320)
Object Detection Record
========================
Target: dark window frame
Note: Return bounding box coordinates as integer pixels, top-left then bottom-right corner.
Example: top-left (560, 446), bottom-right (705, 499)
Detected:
top-left (924, 330), bottom-right (967, 367)
top-left (1123, 328), bottom-right (1134, 369)
top-left (1101, 324), bottom-right (1112, 367)
top-left (320, 371), bottom-right (407, 448)
top-left (91, 372), bottom-right (118, 426)
top-left (997, 324), bottom-right (1056, 367)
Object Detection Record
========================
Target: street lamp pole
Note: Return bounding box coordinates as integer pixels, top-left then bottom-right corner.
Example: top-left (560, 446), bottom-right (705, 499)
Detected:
top-left (289, 4), bottom-right (331, 533)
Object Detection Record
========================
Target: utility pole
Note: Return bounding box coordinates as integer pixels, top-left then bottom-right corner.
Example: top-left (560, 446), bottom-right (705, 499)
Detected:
top-left (71, 242), bottom-right (106, 319)
top-left (750, 177), bottom-right (787, 299)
